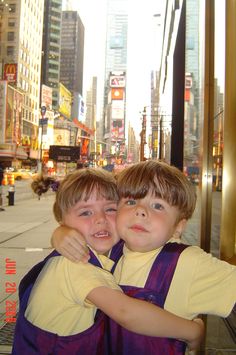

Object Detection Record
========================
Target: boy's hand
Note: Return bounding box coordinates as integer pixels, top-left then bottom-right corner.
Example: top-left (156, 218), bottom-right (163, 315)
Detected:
top-left (51, 225), bottom-right (90, 263)
top-left (187, 318), bottom-right (204, 351)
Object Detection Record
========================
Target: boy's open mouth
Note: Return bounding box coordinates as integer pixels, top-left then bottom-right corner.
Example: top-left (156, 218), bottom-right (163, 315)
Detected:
top-left (93, 231), bottom-right (110, 238)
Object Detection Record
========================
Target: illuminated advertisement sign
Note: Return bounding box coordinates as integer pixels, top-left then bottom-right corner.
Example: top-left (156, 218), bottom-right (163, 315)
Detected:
top-left (111, 119), bottom-right (125, 141)
top-left (41, 85), bottom-right (53, 110)
top-left (111, 100), bottom-right (125, 119)
top-left (185, 75), bottom-right (192, 89)
top-left (110, 75), bottom-right (126, 88)
top-left (4, 63), bottom-right (17, 83)
top-left (59, 83), bottom-right (72, 119)
top-left (0, 81), bottom-right (7, 143)
top-left (111, 88), bottom-right (124, 100)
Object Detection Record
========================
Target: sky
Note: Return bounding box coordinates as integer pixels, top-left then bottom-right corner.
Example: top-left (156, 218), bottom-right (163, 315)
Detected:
top-left (63, 0), bottom-right (166, 137)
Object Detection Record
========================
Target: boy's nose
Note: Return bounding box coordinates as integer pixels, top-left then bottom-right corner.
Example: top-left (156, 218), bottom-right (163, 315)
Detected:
top-left (95, 212), bottom-right (107, 224)
top-left (135, 207), bottom-right (147, 218)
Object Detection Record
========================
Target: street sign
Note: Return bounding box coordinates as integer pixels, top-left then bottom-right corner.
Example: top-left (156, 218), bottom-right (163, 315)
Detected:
top-left (39, 118), bottom-right (48, 125)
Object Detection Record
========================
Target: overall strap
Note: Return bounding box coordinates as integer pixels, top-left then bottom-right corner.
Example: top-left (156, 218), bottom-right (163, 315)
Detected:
top-left (110, 240), bottom-right (124, 273)
top-left (88, 249), bottom-right (104, 267)
top-left (19, 249), bottom-right (59, 300)
top-left (145, 243), bottom-right (189, 299)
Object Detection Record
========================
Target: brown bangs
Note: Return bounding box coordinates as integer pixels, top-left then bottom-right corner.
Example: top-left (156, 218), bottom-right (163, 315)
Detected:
top-left (116, 161), bottom-right (196, 220)
top-left (54, 168), bottom-right (118, 222)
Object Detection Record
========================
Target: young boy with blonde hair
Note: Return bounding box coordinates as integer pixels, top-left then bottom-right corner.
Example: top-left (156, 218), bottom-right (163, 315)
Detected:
top-left (53, 160), bottom-right (236, 354)
top-left (12, 168), bottom-right (203, 355)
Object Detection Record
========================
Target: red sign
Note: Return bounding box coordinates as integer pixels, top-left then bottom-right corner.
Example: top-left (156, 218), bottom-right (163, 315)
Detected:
top-left (4, 63), bottom-right (17, 83)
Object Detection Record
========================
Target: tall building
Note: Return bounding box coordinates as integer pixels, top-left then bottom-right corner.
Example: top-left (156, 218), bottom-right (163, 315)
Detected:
top-left (184, 0), bottom-right (201, 171)
top-left (60, 11), bottom-right (84, 102)
top-left (0, 0), bottom-right (44, 163)
top-left (102, 0), bottom-right (128, 159)
top-left (85, 77), bottom-right (97, 130)
top-left (85, 76), bottom-right (97, 157)
top-left (41, 0), bottom-right (63, 110)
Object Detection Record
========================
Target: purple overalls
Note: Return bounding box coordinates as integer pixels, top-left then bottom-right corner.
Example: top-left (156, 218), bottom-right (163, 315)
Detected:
top-left (12, 241), bottom-right (124, 355)
top-left (107, 242), bottom-right (189, 355)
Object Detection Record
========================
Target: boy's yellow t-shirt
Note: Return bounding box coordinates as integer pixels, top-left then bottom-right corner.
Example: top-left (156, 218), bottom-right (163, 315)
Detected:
top-left (114, 240), bottom-right (236, 319)
top-left (25, 251), bottom-right (121, 336)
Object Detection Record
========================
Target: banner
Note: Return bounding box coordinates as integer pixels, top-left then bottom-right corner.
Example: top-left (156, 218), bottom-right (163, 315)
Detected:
top-left (4, 64), bottom-right (17, 83)
top-left (0, 81), bottom-right (7, 143)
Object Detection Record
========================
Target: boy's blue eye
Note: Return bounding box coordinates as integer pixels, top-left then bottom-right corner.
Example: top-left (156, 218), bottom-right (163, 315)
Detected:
top-left (106, 207), bottom-right (117, 213)
top-left (152, 203), bottom-right (164, 210)
top-left (79, 210), bottom-right (92, 217)
top-left (125, 199), bottom-right (136, 206)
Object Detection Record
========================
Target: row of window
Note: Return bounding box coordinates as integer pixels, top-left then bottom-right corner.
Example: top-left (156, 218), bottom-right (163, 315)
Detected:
top-left (0, 4), bottom-right (16, 13)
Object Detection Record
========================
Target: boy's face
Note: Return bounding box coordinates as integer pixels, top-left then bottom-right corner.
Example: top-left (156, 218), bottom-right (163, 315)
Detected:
top-left (62, 191), bottom-right (119, 255)
top-left (116, 192), bottom-right (185, 252)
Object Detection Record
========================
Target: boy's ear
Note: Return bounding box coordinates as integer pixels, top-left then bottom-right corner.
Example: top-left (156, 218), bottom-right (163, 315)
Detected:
top-left (174, 219), bottom-right (187, 237)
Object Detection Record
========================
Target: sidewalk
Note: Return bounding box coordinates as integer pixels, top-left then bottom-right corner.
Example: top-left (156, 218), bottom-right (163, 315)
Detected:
top-left (0, 194), bottom-right (57, 354)
top-left (0, 193), bottom-right (235, 354)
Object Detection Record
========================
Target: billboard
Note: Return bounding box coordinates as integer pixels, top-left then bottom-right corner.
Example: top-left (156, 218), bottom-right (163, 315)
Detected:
top-left (41, 85), bottom-right (53, 110)
top-left (5, 85), bottom-right (23, 144)
top-left (4, 63), bottom-right (17, 83)
top-left (111, 88), bottom-right (124, 100)
top-left (110, 75), bottom-right (126, 88)
top-left (49, 145), bottom-right (80, 162)
top-left (111, 119), bottom-right (125, 141)
top-left (0, 81), bottom-right (7, 143)
top-left (59, 83), bottom-right (72, 119)
top-left (78, 94), bottom-right (85, 122)
top-left (111, 100), bottom-right (125, 120)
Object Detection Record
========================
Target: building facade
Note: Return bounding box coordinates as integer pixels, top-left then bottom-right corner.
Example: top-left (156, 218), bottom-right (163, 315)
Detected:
top-left (60, 11), bottom-right (84, 100)
top-left (41, 0), bottom-right (62, 110)
top-left (0, 0), bottom-right (44, 165)
top-left (102, 0), bottom-right (128, 160)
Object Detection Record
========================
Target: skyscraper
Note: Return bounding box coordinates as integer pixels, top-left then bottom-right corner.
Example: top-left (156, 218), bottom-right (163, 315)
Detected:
top-left (41, 0), bottom-right (63, 110)
top-left (60, 11), bottom-right (84, 98)
top-left (102, 0), bottom-right (128, 158)
top-left (0, 0), bottom-right (44, 156)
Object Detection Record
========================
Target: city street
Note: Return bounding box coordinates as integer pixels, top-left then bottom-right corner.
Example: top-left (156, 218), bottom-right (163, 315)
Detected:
top-left (0, 185), bottom-right (235, 354)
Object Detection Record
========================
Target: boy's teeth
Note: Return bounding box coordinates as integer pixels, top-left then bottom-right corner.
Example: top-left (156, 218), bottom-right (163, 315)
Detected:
top-left (94, 231), bottom-right (109, 238)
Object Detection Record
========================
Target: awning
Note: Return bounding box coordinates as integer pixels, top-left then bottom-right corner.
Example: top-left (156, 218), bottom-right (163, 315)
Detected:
top-left (0, 144), bottom-right (28, 160)
top-left (16, 147), bottom-right (28, 159)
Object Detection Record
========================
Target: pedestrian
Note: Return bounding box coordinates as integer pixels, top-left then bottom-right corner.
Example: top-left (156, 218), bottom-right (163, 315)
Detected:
top-left (0, 163), bottom-right (4, 185)
top-left (12, 168), bottom-right (203, 355)
top-left (52, 160), bottom-right (236, 354)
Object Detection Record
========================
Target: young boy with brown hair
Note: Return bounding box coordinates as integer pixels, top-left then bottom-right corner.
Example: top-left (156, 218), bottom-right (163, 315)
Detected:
top-left (12, 167), bottom-right (203, 355)
top-left (52, 160), bottom-right (236, 354)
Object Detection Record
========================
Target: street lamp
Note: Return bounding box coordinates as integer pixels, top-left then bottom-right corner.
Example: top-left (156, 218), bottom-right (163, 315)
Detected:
top-left (140, 107), bottom-right (147, 161)
top-left (38, 106), bottom-right (48, 173)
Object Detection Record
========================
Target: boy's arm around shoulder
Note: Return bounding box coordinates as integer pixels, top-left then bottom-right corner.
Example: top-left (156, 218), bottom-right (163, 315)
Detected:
top-left (88, 286), bottom-right (204, 350)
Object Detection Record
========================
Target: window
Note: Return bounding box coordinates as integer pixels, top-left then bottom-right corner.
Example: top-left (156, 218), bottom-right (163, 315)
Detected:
top-left (7, 32), bottom-right (14, 41)
top-left (8, 18), bottom-right (15, 27)
top-left (7, 46), bottom-right (14, 56)
top-left (9, 4), bottom-right (16, 13)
